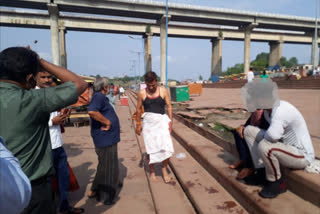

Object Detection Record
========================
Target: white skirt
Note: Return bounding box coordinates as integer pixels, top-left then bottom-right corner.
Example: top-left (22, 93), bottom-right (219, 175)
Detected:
top-left (142, 112), bottom-right (174, 164)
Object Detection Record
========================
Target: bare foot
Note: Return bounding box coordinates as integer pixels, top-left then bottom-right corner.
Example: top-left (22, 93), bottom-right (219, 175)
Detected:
top-left (237, 168), bottom-right (254, 179)
top-left (163, 175), bottom-right (173, 183)
top-left (150, 172), bottom-right (157, 181)
top-left (87, 191), bottom-right (97, 198)
top-left (229, 160), bottom-right (244, 169)
top-left (162, 166), bottom-right (172, 183)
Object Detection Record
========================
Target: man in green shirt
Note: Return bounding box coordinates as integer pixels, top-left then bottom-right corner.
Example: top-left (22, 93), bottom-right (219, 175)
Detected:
top-left (260, 70), bottom-right (269, 79)
top-left (0, 47), bottom-right (87, 214)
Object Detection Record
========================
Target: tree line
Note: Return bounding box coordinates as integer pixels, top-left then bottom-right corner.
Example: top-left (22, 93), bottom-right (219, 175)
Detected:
top-left (222, 52), bottom-right (298, 76)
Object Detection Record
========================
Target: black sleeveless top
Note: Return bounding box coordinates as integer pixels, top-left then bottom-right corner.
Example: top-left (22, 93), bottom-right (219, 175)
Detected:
top-left (143, 89), bottom-right (166, 114)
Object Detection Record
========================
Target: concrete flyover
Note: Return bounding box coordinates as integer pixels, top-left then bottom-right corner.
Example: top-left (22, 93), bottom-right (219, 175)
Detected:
top-left (1, 0), bottom-right (320, 80)
top-left (1, 9), bottom-right (315, 44)
top-left (1, 0), bottom-right (319, 31)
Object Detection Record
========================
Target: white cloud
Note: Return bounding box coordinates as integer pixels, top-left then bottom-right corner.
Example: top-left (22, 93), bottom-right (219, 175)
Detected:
top-left (168, 55), bottom-right (176, 63)
top-left (153, 55), bottom-right (176, 63)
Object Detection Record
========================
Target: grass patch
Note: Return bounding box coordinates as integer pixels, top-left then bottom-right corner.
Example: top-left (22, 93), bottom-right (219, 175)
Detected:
top-left (212, 122), bottom-right (232, 132)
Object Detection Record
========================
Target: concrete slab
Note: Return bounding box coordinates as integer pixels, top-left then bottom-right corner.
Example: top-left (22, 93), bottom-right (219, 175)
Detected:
top-left (174, 113), bottom-right (320, 207)
top-left (176, 111), bottom-right (206, 119)
top-left (217, 119), bottom-right (246, 129)
top-left (170, 138), bottom-right (247, 214)
top-left (196, 109), bottom-right (229, 116)
top-left (172, 118), bottom-right (320, 214)
top-left (188, 88), bottom-right (320, 157)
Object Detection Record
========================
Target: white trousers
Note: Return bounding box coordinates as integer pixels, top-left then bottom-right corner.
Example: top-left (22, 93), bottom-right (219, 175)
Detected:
top-left (244, 126), bottom-right (309, 181)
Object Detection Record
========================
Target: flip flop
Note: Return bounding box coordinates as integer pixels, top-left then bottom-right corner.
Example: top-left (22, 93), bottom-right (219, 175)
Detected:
top-left (60, 207), bottom-right (85, 214)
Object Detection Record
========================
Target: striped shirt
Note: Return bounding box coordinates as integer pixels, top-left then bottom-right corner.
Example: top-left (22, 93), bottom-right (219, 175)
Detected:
top-left (263, 100), bottom-right (315, 163)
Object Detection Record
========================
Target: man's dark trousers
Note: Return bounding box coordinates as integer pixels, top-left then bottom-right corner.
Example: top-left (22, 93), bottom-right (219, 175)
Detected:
top-left (21, 177), bottom-right (55, 214)
top-left (52, 146), bottom-right (70, 212)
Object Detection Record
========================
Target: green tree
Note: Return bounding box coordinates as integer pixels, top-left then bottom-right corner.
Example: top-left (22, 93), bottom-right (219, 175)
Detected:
top-left (288, 57), bottom-right (298, 67)
top-left (199, 75), bottom-right (203, 80)
top-left (251, 52), bottom-right (269, 71)
top-left (223, 63), bottom-right (244, 76)
top-left (222, 52), bottom-right (299, 76)
top-left (255, 52), bottom-right (269, 61)
top-left (280, 57), bottom-right (288, 67)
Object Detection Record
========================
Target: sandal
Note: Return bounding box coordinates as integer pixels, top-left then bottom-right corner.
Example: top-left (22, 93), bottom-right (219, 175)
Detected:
top-left (60, 207), bottom-right (85, 214)
top-left (236, 168), bottom-right (254, 180)
top-left (229, 160), bottom-right (244, 169)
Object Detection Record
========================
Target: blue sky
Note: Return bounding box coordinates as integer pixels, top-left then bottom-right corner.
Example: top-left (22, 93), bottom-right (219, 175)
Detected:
top-left (0, 0), bottom-right (318, 81)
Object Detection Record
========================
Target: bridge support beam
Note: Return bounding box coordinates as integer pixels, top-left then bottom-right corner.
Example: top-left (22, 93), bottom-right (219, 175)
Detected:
top-left (211, 37), bottom-right (222, 77)
top-left (311, 32), bottom-right (319, 67)
top-left (268, 41), bottom-right (283, 67)
top-left (48, 4), bottom-right (60, 66)
top-left (60, 27), bottom-right (67, 68)
top-left (243, 28), bottom-right (252, 74)
top-left (159, 16), bottom-right (168, 84)
top-left (144, 33), bottom-right (152, 73)
top-left (242, 24), bottom-right (257, 74)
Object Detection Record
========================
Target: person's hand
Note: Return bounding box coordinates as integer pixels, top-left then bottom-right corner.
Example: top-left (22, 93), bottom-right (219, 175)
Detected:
top-left (236, 125), bottom-right (245, 139)
top-left (101, 125), bottom-right (111, 131)
top-left (101, 120), bottom-right (112, 131)
top-left (135, 124), bottom-right (142, 136)
top-left (169, 121), bottom-right (172, 133)
top-left (61, 108), bottom-right (71, 117)
top-left (52, 114), bottom-right (68, 125)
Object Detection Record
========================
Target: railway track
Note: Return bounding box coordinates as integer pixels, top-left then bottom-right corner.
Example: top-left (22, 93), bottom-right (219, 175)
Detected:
top-left (125, 89), bottom-right (320, 214)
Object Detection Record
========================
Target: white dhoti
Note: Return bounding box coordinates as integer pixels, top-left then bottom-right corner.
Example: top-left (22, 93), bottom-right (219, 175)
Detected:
top-left (142, 112), bottom-right (174, 164)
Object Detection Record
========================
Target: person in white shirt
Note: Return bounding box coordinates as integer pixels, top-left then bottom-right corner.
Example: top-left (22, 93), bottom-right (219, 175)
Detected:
top-left (36, 71), bottom-right (84, 214)
top-left (247, 68), bottom-right (254, 82)
top-left (241, 79), bottom-right (315, 198)
top-left (119, 86), bottom-right (125, 100)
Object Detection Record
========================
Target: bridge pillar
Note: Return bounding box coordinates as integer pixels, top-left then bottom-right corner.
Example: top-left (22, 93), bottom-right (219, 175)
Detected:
top-left (159, 15), bottom-right (170, 84)
top-left (211, 37), bottom-right (222, 77)
top-left (311, 32), bottom-right (319, 67)
top-left (242, 24), bottom-right (257, 74)
top-left (59, 27), bottom-right (67, 68)
top-left (144, 33), bottom-right (152, 73)
top-left (268, 41), bottom-right (283, 67)
top-left (243, 28), bottom-right (251, 74)
top-left (48, 4), bottom-right (60, 66)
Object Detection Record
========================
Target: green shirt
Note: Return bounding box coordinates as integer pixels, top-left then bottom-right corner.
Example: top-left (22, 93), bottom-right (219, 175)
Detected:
top-left (0, 81), bottom-right (78, 181)
top-left (260, 74), bottom-right (269, 78)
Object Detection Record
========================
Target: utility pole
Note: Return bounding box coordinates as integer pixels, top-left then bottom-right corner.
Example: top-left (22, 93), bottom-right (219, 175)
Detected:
top-left (312, 0), bottom-right (319, 69)
top-left (165, 0), bottom-right (169, 88)
top-left (129, 59), bottom-right (137, 89)
top-left (130, 50), bottom-right (143, 90)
